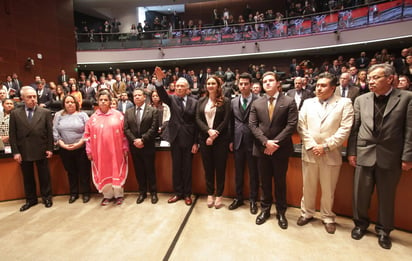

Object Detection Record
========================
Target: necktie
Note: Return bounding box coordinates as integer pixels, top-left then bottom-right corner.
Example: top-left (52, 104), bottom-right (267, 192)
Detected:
top-left (136, 107), bottom-right (141, 133)
top-left (268, 97), bottom-right (275, 121)
top-left (242, 98), bottom-right (248, 110)
top-left (27, 108), bottom-right (33, 122)
top-left (178, 97), bottom-right (185, 111)
top-left (341, 87), bottom-right (347, 97)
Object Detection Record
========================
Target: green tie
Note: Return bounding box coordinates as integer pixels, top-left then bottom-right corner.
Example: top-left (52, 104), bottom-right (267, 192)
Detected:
top-left (242, 98), bottom-right (248, 110)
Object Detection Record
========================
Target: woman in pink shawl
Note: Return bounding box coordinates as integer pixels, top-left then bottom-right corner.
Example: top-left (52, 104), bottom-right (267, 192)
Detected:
top-left (84, 90), bottom-right (129, 205)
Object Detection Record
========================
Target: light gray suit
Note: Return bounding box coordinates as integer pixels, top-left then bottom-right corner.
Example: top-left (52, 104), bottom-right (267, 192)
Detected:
top-left (347, 88), bottom-right (412, 234)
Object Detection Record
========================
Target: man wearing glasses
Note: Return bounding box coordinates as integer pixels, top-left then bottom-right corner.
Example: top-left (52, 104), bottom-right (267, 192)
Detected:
top-left (347, 64), bottom-right (412, 249)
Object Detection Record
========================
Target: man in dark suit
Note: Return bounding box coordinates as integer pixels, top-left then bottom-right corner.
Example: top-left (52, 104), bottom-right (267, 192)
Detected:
top-left (36, 81), bottom-right (53, 108)
top-left (83, 79), bottom-right (96, 104)
top-left (9, 86), bottom-right (54, 211)
top-left (154, 66), bottom-right (198, 206)
top-left (249, 71), bottom-right (298, 229)
top-left (356, 51), bottom-right (370, 70)
top-left (229, 73), bottom-right (260, 214)
top-left (347, 64), bottom-right (412, 249)
top-left (286, 77), bottom-right (315, 110)
top-left (393, 48), bottom-right (409, 75)
top-left (117, 92), bottom-right (134, 114)
top-left (57, 69), bottom-right (68, 85)
top-left (124, 88), bottom-right (159, 204)
top-left (335, 72), bottom-right (360, 103)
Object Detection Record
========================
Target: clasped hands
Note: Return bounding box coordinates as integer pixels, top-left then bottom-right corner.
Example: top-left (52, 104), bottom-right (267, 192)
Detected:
top-left (133, 138), bottom-right (144, 149)
top-left (310, 145), bottom-right (325, 157)
top-left (264, 140), bottom-right (280, 155)
top-left (206, 129), bottom-right (219, 146)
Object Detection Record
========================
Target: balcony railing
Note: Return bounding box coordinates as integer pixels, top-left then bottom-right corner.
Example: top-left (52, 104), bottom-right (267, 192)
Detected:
top-left (76, 0), bottom-right (412, 51)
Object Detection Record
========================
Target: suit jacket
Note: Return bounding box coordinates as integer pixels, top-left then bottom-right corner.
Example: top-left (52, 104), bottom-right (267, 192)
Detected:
top-left (328, 66), bottom-right (341, 76)
top-left (112, 81), bottom-right (126, 97)
top-left (298, 95), bottom-right (354, 165)
top-left (334, 85), bottom-right (360, 103)
top-left (347, 89), bottom-right (412, 169)
top-left (117, 100), bottom-right (134, 114)
top-left (356, 57), bottom-right (370, 69)
top-left (155, 84), bottom-right (198, 147)
top-left (285, 89), bottom-right (315, 110)
top-left (57, 74), bottom-right (69, 85)
top-left (9, 106), bottom-right (53, 161)
top-left (196, 96), bottom-right (231, 143)
top-left (231, 94), bottom-right (259, 150)
top-left (37, 88), bottom-right (53, 107)
top-left (249, 95), bottom-right (298, 158)
top-left (124, 105), bottom-right (159, 154)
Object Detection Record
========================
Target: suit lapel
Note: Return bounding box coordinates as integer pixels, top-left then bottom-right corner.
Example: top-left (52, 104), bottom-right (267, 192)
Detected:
top-left (364, 94), bottom-right (375, 129)
top-left (383, 89), bottom-right (401, 118)
top-left (321, 95), bottom-right (339, 122)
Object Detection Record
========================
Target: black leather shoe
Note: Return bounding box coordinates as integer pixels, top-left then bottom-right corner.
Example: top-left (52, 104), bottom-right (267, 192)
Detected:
top-left (151, 193), bottom-right (158, 204)
top-left (136, 193), bottom-right (147, 204)
top-left (256, 210), bottom-right (270, 225)
top-left (378, 235), bottom-right (392, 249)
top-left (250, 201), bottom-right (258, 215)
top-left (20, 201), bottom-right (38, 212)
top-left (228, 199), bottom-right (243, 210)
top-left (277, 213), bottom-right (288, 229)
top-left (69, 195), bottom-right (79, 204)
top-left (44, 199), bottom-right (53, 208)
top-left (82, 194), bottom-right (90, 203)
top-left (351, 226), bottom-right (366, 240)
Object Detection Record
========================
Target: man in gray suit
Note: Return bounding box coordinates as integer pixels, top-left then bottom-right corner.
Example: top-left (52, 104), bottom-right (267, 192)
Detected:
top-left (9, 86), bottom-right (54, 211)
top-left (347, 64), bottom-right (412, 249)
top-left (124, 89), bottom-right (159, 204)
top-left (228, 73), bottom-right (260, 214)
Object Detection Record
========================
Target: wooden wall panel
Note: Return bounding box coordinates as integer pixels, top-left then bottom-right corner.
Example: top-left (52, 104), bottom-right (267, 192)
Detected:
top-left (0, 0), bottom-right (76, 85)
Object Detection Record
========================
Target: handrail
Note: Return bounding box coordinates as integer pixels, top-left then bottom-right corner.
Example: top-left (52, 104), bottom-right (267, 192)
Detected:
top-left (76, 0), bottom-right (411, 50)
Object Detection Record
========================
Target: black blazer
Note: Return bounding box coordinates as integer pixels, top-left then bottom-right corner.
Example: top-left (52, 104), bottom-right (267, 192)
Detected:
top-left (249, 95), bottom-right (298, 158)
top-left (155, 84), bottom-right (198, 147)
top-left (9, 106), bottom-right (53, 161)
top-left (37, 88), bottom-right (53, 108)
top-left (196, 96), bottom-right (231, 143)
top-left (124, 105), bottom-right (159, 153)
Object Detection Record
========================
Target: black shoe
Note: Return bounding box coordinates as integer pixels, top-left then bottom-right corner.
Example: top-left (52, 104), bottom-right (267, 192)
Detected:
top-left (136, 193), bottom-right (147, 204)
top-left (82, 194), bottom-right (90, 203)
top-left (228, 199), bottom-right (243, 210)
top-left (378, 235), bottom-right (392, 249)
top-left (68, 195), bottom-right (79, 204)
top-left (250, 201), bottom-right (258, 215)
top-left (256, 210), bottom-right (270, 225)
top-left (19, 201), bottom-right (38, 212)
top-left (44, 199), bottom-right (53, 208)
top-left (351, 226), bottom-right (366, 240)
top-left (151, 193), bottom-right (158, 204)
top-left (277, 213), bottom-right (288, 229)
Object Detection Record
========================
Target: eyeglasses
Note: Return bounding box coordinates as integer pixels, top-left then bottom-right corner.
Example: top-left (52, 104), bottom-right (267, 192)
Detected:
top-left (368, 75), bottom-right (386, 81)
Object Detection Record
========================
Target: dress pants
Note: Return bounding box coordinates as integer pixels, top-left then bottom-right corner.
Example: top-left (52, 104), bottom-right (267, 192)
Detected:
top-left (59, 147), bottom-right (91, 196)
top-left (170, 142), bottom-right (193, 197)
top-left (258, 154), bottom-right (288, 213)
top-left (130, 146), bottom-right (157, 194)
top-left (199, 138), bottom-right (229, 197)
top-left (353, 165), bottom-right (402, 235)
top-left (234, 143), bottom-right (259, 201)
top-left (102, 184), bottom-right (124, 199)
top-left (301, 159), bottom-right (341, 223)
top-left (20, 159), bottom-right (52, 203)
